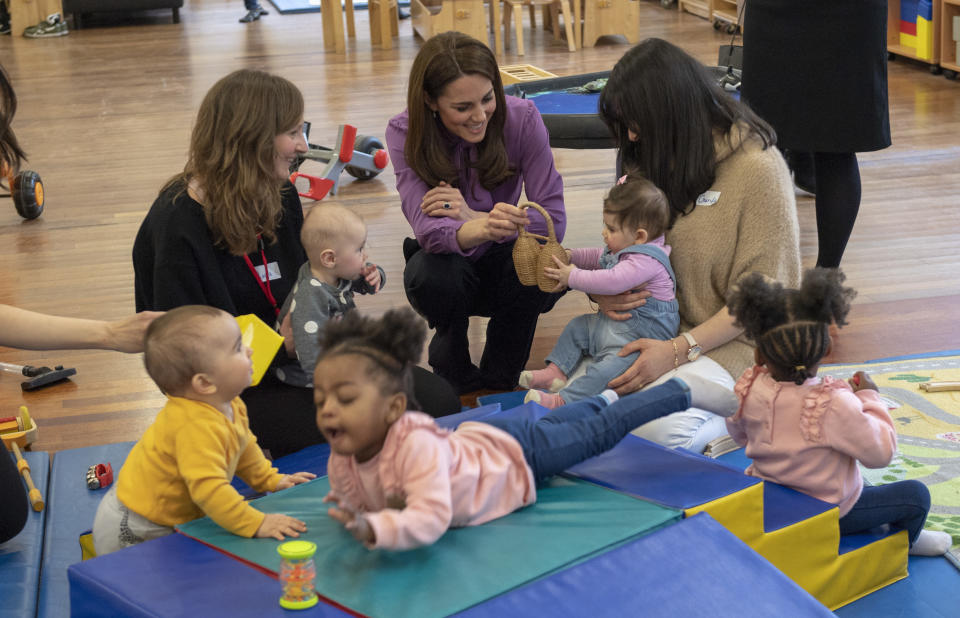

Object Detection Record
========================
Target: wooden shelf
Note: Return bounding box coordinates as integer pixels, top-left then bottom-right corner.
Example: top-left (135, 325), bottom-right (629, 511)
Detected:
top-left (888, 0), bottom-right (942, 65)
top-left (678, 0), bottom-right (711, 20)
top-left (940, 0), bottom-right (960, 73)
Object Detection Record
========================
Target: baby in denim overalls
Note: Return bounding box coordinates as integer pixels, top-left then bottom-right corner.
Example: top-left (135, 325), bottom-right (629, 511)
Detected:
top-left (522, 175), bottom-right (679, 408)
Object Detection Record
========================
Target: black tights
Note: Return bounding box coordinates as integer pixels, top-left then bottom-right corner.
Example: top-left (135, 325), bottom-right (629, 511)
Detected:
top-left (790, 151), bottom-right (862, 268)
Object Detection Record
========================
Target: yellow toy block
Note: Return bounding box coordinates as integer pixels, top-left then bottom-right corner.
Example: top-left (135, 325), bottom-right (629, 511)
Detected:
top-left (235, 314), bottom-right (283, 387)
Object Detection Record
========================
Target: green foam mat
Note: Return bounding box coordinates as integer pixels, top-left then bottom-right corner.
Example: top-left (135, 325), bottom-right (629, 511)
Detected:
top-left (179, 476), bottom-right (680, 617)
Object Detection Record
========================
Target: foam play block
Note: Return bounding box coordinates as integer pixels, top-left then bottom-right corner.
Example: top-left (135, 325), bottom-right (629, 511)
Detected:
top-left (68, 532), bottom-right (352, 617)
top-left (475, 390), bottom-right (527, 409)
top-left (232, 442), bottom-right (333, 498)
top-left (567, 437), bottom-right (907, 610)
top-left (179, 475), bottom-right (681, 618)
top-left (0, 450), bottom-right (48, 618)
top-left (454, 513), bottom-right (834, 617)
top-left (237, 313), bottom-right (283, 386)
top-left (38, 441), bottom-right (135, 618)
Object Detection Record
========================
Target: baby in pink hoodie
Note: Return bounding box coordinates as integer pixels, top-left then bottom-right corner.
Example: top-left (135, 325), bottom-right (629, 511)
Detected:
top-left (312, 307), bottom-right (739, 550)
top-left (725, 268), bottom-right (950, 556)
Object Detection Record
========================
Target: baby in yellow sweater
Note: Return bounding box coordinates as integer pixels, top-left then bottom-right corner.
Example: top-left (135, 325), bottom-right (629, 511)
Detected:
top-left (92, 305), bottom-right (316, 555)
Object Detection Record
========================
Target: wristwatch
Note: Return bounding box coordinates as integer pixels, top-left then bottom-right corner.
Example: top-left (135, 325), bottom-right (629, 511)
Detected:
top-left (681, 332), bottom-right (702, 362)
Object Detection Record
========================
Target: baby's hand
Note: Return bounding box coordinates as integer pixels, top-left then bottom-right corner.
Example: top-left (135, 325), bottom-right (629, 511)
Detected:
top-left (326, 498), bottom-right (375, 545)
top-left (849, 371), bottom-right (878, 393)
top-left (275, 471), bottom-right (317, 491)
top-left (255, 513), bottom-right (307, 541)
top-left (362, 263), bottom-right (382, 292)
top-left (543, 254), bottom-right (574, 292)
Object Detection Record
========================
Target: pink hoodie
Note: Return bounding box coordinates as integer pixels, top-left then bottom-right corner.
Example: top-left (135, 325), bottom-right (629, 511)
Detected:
top-left (325, 412), bottom-right (536, 550)
top-left (725, 366), bottom-right (897, 516)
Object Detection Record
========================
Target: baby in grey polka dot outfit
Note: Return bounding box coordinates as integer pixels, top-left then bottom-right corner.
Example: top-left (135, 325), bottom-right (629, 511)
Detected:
top-left (275, 204), bottom-right (384, 387)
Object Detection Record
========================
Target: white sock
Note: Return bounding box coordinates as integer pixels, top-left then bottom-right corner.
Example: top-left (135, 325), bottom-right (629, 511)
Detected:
top-left (676, 374), bottom-right (739, 417)
top-left (598, 389), bottom-right (619, 406)
top-left (909, 530), bottom-right (953, 556)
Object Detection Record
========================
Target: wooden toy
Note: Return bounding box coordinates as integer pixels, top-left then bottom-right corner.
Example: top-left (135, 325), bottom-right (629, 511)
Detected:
top-left (1, 406), bottom-right (44, 512)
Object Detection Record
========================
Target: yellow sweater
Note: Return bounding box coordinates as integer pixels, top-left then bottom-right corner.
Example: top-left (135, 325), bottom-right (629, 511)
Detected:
top-left (117, 396), bottom-right (281, 537)
top-left (666, 125), bottom-right (802, 380)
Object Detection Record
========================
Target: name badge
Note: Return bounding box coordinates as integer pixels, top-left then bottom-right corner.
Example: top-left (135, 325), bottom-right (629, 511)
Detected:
top-left (254, 262), bottom-right (282, 282)
top-left (696, 190), bottom-right (721, 206)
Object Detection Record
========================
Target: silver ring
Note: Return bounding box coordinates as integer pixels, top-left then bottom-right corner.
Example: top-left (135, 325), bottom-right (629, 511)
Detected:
top-left (442, 202), bottom-right (451, 209)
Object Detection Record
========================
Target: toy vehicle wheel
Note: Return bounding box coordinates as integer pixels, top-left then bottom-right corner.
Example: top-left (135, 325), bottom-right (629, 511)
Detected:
top-left (12, 170), bottom-right (44, 220)
top-left (345, 135), bottom-right (385, 180)
top-left (727, 23), bottom-right (739, 34)
top-left (713, 19), bottom-right (723, 30)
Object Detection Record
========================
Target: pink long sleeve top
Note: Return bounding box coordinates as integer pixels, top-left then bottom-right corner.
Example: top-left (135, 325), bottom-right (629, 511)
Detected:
top-left (567, 237), bottom-right (675, 300)
top-left (725, 366), bottom-right (897, 516)
top-left (385, 96), bottom-right (565, 260)
top-left (325, 412), bottom-right (536, 551)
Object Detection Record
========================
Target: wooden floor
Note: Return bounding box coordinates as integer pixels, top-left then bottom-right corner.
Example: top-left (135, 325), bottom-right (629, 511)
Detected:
top-left (1, 1), bottom-right (958, 452)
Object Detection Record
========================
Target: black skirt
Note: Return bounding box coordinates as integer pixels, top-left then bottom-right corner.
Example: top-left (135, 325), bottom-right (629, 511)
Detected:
top-left (741, 0), bottom-right (891, 153)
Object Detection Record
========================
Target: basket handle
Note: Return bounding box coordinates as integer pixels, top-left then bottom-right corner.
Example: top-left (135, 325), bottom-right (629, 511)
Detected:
top-left (517, 201), bottom-right (558, 242)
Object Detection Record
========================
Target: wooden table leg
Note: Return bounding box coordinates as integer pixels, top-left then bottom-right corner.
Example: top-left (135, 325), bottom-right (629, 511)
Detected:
top-left (492, 0), bottom-right (503, 55)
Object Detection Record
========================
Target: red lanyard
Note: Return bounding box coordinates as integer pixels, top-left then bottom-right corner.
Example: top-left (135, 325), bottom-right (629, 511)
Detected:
top-left (242, 235), bottom-right (280, 316)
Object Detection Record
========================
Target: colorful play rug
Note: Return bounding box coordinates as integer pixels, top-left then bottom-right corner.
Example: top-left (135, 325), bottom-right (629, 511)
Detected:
top-left (822, 351), bottom-right (960, 570)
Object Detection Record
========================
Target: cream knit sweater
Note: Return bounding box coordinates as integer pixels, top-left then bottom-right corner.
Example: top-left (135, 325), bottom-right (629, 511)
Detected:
top-left (666, 125), bottom-right (801, 380)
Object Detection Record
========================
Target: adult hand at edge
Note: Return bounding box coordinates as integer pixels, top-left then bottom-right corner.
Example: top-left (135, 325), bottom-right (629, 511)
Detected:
top-left (592, 289), bottom-right (651, 321)
top-left (421, 182), bottom-right (476, 221)
top-left (608, 337), bottom-right (675, 395)
top-left (106, 311), bottom-right (164, 353)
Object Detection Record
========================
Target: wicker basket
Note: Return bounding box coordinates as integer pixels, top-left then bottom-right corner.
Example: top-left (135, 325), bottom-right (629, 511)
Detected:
top-left (512, 201), bottom-right (569, 292)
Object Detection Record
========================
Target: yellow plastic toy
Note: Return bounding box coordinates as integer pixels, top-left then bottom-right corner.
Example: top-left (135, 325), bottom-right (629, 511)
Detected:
top-left (235, 314), bottom-right (284, 387)
top-left (1, 405), bottom-right (44, 512)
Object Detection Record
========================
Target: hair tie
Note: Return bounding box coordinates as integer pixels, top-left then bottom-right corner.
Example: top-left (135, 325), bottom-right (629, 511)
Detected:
top-left (795, 364), bottom-right (807, 371)
top-left (616, 174), bottom-right (628, 185)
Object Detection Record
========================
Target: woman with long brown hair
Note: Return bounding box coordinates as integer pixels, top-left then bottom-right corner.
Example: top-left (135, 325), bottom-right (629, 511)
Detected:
top-left (593, 39), bottom-right (801, 452)
top-left (386, 32), bottom-right (566, 395)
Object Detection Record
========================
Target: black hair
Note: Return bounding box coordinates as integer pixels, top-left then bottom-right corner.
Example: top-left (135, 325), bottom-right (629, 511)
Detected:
top-left (316, 308), bottom-right (425, 409)
top-left (598, 38), bottom-right (775, 227)
top-left (727, 268), bottom-right (856, 384)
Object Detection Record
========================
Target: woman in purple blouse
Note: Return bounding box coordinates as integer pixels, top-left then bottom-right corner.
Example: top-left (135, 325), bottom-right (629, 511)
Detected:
top-left (386, 32), bottom-right (566, 395)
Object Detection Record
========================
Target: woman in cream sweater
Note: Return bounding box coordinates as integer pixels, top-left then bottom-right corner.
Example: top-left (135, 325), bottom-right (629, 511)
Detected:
top-left (594, 38), bottom-right (802, 452)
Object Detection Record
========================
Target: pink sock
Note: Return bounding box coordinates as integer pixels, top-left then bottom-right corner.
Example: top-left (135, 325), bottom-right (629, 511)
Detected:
top-left (525, 389), bottom-right (566, 410)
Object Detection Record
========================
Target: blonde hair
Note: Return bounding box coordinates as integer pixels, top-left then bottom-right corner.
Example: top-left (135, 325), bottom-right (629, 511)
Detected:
top-left (143, 305), bottom-right (226, 395)
top-left (165, 69), bottom-right (304, 255)
top-left (301, 204), bottom-right (365, 265)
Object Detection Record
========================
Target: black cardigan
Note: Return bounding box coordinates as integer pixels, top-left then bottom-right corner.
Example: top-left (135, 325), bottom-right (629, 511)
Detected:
top-left (133, 182), bottom-right (307, 325)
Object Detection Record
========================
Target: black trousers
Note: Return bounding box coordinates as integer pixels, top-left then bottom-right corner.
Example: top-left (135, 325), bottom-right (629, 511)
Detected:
top-left (243, 365), bottom-right (460, 459)
top-left (403, 239), bottom-right (563, 394)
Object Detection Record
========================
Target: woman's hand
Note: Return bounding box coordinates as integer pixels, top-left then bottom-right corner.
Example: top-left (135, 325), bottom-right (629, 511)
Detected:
top-left (592, 290), bottom-right (652, 321)
top-left (275, 471), bottom-right (317, 491)
top-left (456, 202), bottom-right (530, 249)
top-left (544, 254), bottom-right (574, 292)
top-left (608, 337), bottom-right (676, 395)
top-left (105, 311), bottom-right (163, 353)
top-left (421, 182), bottom-right (476, 221)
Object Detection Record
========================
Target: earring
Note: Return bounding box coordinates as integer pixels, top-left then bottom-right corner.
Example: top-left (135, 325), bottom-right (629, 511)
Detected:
top-left (432, 110), bottom-right (438, 119)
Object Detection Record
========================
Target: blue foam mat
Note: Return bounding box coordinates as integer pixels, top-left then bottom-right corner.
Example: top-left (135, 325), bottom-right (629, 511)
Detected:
top-left (475, 390), bottom-right (527, 409)
top-left (0, 450), bottom-right (48, 618)
top-left (565, 434), bottom-right (760, 509)
top-left (38, 441), bottom-right (134, 618)
top-left (454, 512), bottom-right (833, 617)
top-left (68, 532), bottom-right (352, 617)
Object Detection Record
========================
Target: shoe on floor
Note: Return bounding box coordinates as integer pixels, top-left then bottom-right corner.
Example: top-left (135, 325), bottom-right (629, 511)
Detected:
top-left (239, 6), bottom-right (268, 23)
top-left (23, 13), bottom-right (68, 38)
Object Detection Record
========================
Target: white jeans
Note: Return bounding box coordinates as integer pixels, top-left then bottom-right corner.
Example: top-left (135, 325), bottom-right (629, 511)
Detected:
top-left (92, 484), bottom-right (173, 556)
top-left (567, 355), bottom-right (732, 453)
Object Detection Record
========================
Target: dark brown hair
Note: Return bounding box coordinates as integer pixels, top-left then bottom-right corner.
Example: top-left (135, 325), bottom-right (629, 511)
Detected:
top-left (403, 32), bottom-right (512, 193)
top-left (164, 69), bottom-right (304, 255)
top-left (0, 63), bottom-right (27, 177)
top-left (598, 38), bottom-right (775, 227)
top-left (603, 175), bottom-right (670, 240)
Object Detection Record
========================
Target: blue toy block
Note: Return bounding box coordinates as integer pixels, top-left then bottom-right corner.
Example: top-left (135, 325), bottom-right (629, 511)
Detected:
top-left (0, 450), bottom-right (49, 618)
